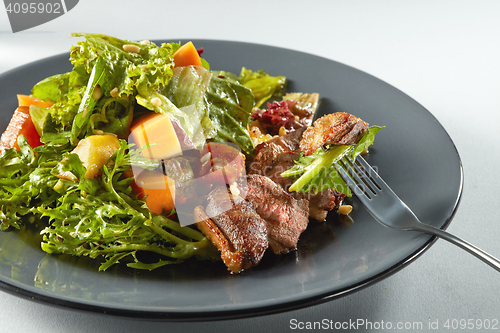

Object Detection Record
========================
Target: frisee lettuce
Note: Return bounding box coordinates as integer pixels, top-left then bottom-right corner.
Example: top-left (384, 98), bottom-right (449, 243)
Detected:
top-left (0, 137), bottom-right (218, 270)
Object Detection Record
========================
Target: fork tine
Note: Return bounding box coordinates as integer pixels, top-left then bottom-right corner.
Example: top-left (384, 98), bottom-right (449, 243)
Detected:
top-left (338, 159), bottom-right (371, 199)
top-left (338, 159), bottom-right (365, 188)
top-left (340, 156), bottom-right (379, 197)
top-left (349, 156), bottom-right (382, 192)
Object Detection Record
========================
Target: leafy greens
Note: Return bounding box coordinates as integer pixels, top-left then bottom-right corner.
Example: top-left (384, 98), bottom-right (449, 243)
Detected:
top-left (281, 126), bottom-right (384, 196)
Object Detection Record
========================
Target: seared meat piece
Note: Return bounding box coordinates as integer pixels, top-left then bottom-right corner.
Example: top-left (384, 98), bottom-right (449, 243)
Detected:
top-left (195, 188), bottom-right (268, 273)
top-left (195, 174), bottom-right (311, 272)
top-left (243, 174), bottom-right (309, 254)
top-left (300, 112), bottom-right (368, 156)
top-left (254, 126), bottom-right (305, 157)
top-left (249, 127), bottom-right (304, 191)
top-left (249, 127), bottom-right (344, 221)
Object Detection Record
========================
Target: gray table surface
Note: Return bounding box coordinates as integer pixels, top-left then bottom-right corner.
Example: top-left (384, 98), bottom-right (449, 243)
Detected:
top-left (1, 1), bottom-right (499, 332)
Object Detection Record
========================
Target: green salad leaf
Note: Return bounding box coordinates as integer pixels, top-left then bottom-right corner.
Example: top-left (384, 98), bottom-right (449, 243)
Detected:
top-left (69, 33), bottom-right (175, 98)
top-left (214, 68), bottom-right (286, 108)
top-left (238, 67), bottom-right (286, 108)
top-left (205, 76), bottom-right (255, 156)
top-left (282, 126), bottom-right (384, 196)
top-left (0, 136), bottom-right (218, 270)
top-left (160, 66), bottom-right (215, 148)
top-left (31, 33), bottom-right (176, 143)
top-left (282, 145), bottom-right (353, 196)
top-left (0, 136), bottom-right (61, 230)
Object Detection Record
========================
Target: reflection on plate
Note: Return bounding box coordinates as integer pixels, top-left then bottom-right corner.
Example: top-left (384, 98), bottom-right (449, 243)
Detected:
top-left (0, 40), bottom-right (462, 320)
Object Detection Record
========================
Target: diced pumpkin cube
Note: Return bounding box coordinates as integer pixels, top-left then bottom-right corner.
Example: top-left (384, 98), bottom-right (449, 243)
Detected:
top-left (132, 169), bottom-right (176, 214)
top-left (173, 41), bottom-right (202, 68)
top-left (17, 94), bottom-right (54, 108)
top-left (128, 113), bottom-right (182, 160)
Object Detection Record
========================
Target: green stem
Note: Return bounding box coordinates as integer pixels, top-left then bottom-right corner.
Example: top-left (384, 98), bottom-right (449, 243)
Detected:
top-left (156, 216), bottom-right (206, 241)
top-left (144, 219), bottom-right (193, 246)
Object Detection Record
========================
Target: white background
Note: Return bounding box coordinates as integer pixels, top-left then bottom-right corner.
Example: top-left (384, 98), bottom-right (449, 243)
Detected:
top-left (1, 1), bottom-right (500, 332)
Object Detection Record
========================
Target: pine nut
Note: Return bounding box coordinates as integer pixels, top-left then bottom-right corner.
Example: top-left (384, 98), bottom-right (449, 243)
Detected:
top-left (140, 40), bottom-right (151, 45)
top-left (151, 97), bottom-right (162, 107)
top-left (279, 126), bottom-right (286, 136)
top-left (93, 85), bottom-right (102, 100)
top-left (123, 44), bottom-right (141, 53)
top-left (338, 204), bottom-right (353, 215)
top-left (230, 183), bottom-right (240, 197)
top-left (110, 87), bottom-right (119, 97)
top-left (200, 152), bottom-right (211, 164)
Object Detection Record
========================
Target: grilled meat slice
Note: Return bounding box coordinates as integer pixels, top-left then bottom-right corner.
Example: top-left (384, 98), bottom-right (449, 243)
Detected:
top-left (249, 127), bottom-right (344, 221)
top-left (243, 174), bottom-right (309, 254)
top-left (254, 126), bottom-right (305, 157)
top-left (195, 206), bottom-right (259, 273)
top-left (195, 174), bottom-right (312, 271)
top-left (300, 112), bottom-right (368, 155)
top-left (195, 187), bottom-right (268, 273)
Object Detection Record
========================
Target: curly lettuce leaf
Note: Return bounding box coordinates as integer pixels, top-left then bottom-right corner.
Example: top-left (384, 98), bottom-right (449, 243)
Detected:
top-left (31, 72), bottom-right (86, 130)
top-left (0, 136), bottom-right (58, 230)
top-left (39, 140), bottom-right (218, 270)
top-left (31, 33), bottom-right (176, 141)
top-left (69, 33), bottom-right (175, 98)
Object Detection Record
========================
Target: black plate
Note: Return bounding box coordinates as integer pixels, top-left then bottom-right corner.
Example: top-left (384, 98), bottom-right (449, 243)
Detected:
top-left (0, 39), bottom-right (463, 321)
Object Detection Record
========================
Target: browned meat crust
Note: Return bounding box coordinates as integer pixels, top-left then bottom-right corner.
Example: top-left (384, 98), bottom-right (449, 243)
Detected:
top-left (194, 206), bottom-right (251, 273)
top-left (201, 187), bottom-right (269, 273)
top-left (243, 174), bottom-right (309, 254)
top-left (249, 128), bottom-right (344, 221)
top-left (300, 112), bottom-right (368, 156)
top-left (195, 174), bottom-right (312, 272)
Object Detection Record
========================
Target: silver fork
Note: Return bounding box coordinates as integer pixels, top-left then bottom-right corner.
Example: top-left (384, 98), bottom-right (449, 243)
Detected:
top-left (337, 155), bottom-right (500, 272)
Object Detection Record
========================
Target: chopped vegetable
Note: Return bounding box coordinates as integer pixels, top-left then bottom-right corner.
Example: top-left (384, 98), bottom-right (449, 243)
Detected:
top-left (131, 169), bottom-right (176, 215)
top-left (173, 41), bottom-right (203, 67)
top-left (17, 94), bottom-right (54, 108)
top-left (251, 100), bottom-right (301, 136)
top-left (68, 134), bottom-right (121, 179)
top-left (129, 112), bottom-right (183, 160)
top-left (0, 106), bottom-right (42, 150)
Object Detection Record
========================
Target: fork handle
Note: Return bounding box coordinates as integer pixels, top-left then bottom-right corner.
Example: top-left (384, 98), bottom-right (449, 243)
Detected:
top-left (415, 223), bottom-right (500, 272)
